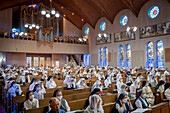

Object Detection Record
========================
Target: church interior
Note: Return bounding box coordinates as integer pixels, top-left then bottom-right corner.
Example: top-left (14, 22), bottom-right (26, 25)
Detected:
top-left (0, 0), bottom-right (170, 113)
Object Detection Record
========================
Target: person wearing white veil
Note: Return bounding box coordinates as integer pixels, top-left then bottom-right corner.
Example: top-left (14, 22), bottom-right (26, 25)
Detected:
top-left (84, 94), bottom-right (104, 113)
top-left (7, 82), bottom-right (23, 97)
top-left (91, 80), bottom-right (103, 93)
top-left (116, 78), bottom-right (123, 93)
top-left (160, 74), bottom-right (166, 82)
top-left (77, 78), bottom-right (88, 89)
top-left (63, 76), bottom-right (70, 84)
top-left (130, 81), bottom-right (137, 98)
top-left (104, 75), bottom-right (111, 88)
top-left (37, 81), bottom-right (46, 93)
top-left (118, 84), bottom-right (128, 97)
top-left (66, 78), bottom-right (76, 90)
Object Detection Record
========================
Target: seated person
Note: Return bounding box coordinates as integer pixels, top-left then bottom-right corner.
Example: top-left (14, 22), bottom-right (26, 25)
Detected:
top-left (104, 75), bottom-right (111, 88)
top-left (7, 81), bottom-right (23, 97)
top-left (29, 78), bottom-right (37, 91)
top-left (91, 80), bottom-right (103, 94)
top-left (47, 97), bottom-right (65, 113)
top-left (130, 81), bottom-right (137, 98)
top-left (66, 78), bottom-right (76, 90)
top-left (165, 82), bottom-right (170, 99)
top-left (84, 94), bottom-right (104, 113)
top-left (63, 76), bottom-right (70, 84)
top-left (53, 89), bottom-right (70, 112)
top-left (46, 76), bottom-right (57, 89)
top-left (84, 88), bottom-right (101, 109)
top-left (134, 89), bottom-right (149, 109)
top-left (142, 80), bottom-right (155, 106)
top-left (155, 80), bottom-right (165, 93)
top-left (118, 84), bottom-right (128, 97)
top-left (37, 81), bottom-right (46, 93)
top-left (33, 84), bottom-right (44, 100)
top-left (114, 92), bottom-right (133, 113)
top-left (77, 78), bottom-right (88, 89)
top-left (24, 91), bottom-right (39, 110)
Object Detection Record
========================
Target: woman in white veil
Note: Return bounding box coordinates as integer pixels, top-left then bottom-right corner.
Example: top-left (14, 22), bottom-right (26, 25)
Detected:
top-left (77, 78), bottom-right (88, 89)
top-left (84, 94), bottom-right (104, 113)
top-left (91, 80), bottom-right (103, 93)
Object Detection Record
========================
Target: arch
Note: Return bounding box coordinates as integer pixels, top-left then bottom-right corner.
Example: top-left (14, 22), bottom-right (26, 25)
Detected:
top-left (119, 45), bottom-right (124, 67)
top-left (103, 47), bottom-right (108, 66)
top-left (99, 47), bottom-right (103, 66)
top-left (155, 40), bottom-right (164, 69)
top-left (146, 41), bottom-right (154, 68)
top-left (125, 44), bottom-right (131, 68)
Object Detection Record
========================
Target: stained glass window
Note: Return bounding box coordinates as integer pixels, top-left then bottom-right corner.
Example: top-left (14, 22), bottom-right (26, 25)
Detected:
top-left (120, 15), bottom-right (128, 26)
top-left (85, 27), bottom-right (89, 35)
top-left (103, 47), bottom-right (108, 66)
top-left (125, 44), bottom-right (131, 68)
top-left (119, 45), bottom-right (124, 67)
top-left (99, 48), bottom-right (103, 66)
top-left (148, 6), bottom-right (160, 19)
top-left (100, 22), bottom-right (106, 31)
top-left (146, 41), bottom-right (154, 68)
top-left (26, 57), bottom-right (32, 67)
top-left (83, 54), bottom-right (90, 66)
top-left (155, 40), bottom-right (164, 69)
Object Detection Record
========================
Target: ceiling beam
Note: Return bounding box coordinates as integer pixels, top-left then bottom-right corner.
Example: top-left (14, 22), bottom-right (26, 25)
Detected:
top-left (53, 0), bottom-right (94, 29)
top-left (120, 0), bottom-right (138, 16)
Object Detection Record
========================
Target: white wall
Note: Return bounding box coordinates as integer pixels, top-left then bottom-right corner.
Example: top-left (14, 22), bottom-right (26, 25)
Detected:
top-left (83, 0), bottom-right (170, 68)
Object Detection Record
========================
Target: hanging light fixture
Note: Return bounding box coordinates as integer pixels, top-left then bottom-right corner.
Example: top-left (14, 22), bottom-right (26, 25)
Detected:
top-left (32, 23), bottom-right (36, 27)
top-left (29, 26), bottom-right (33, 29)
top-left (126, 27), bottom-right (130, 32)
top-left (51, 8), bottom-right (56, 15)
top-left (24, 33), bottom-right (27, 35)
top-left (41, 8), bottom-right (46, 15)
top-left (98, 34), bottom-right (101, 37)
top-left (25, 24), bottom-right (28, 28)
top-left (133, 26), bottom-right (137, 32)
top-left (36, 25), bottom-right (40, 29)
top-left (55, 11), bottom-right (60, 18)
top-left (46, 12), bottom-right (50, 18)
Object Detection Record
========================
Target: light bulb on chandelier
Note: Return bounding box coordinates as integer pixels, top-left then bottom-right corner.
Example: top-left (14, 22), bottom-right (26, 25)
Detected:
top-left (41, 8), bottom-right (46, 15)
top-left (51, 8), bottom-right (55, 15)
top-left (55, 11), bottom-right (60, 18)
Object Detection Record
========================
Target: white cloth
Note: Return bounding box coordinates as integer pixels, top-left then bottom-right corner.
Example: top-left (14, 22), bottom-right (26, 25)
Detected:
top-left (46, 80), bottom-right (57, 89)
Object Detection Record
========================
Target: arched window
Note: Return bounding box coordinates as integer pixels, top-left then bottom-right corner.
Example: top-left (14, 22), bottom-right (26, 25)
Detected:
top-left (99, 48), bottom-right (103, 66)
top-left (83, 54), bottom-right (90, 66)
top-left (119, 45), bottom-right (124, 67)
top-left (125, 44), bottom-right (131, 68)
top-left (155, 40), bottom-right (164, 69)
top-left (103, 47), bottom-right (108, 66)
top-left (146, 41), bottom-right (154, 68)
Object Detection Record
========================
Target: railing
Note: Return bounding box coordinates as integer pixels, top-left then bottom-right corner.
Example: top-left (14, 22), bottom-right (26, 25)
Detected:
top-left (53, 36), bottom-right (88, 44)
top-left (0, 31), bottom-right (36, 41)
top-left (0, 31), bottom-right (88, 45)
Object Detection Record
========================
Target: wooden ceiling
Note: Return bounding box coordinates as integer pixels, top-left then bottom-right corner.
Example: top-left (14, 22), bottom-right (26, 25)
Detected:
top-left (0, 0), bottom-right (169, 29)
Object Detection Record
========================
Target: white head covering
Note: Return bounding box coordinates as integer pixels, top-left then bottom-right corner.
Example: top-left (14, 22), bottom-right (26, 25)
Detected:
top-left (91, 80), bottom-right (102, 92)
top-left (85, 94), bottom-right (104, 113)
top-left (77, 78), bottom-right (87, 89)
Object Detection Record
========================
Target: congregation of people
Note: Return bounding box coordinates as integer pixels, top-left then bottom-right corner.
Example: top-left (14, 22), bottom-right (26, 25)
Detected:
top-left (0, 64), bottom-right (170, 113)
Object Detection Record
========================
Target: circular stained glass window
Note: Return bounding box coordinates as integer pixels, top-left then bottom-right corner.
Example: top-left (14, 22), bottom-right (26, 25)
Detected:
top-left (85, 27), bottom-right (89, 35)
top-left (100, 22), bottom-right (106, 31)
top-left (120, 15), bottom-right (128, 26)
top-left (148, 6), bottom-right (160, 19)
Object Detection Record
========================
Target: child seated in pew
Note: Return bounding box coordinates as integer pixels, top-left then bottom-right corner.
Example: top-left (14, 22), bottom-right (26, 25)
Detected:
top-left (77, 78), bottom-right (88, 89)
top-left (24, 91), bottom-right (39, 110)
top-left (66, 78), bottom-right (76, 90)
top-left (53, 89), bottom-right (70, 112)
top-left (155, 80), bottom-right (165, 93)
top-left (33, 84), bottom-right (44, 100)
top-left (84, 94), bottom-right (104, 113)
top-left (29, 78), bottom-right (38, 91)
top-left (134, 89), bottom-right (149, 109)
top-left (104, 75), bottom-right (111, 89)
top-left (46, 75), bottom-right (57, 89)
top-left (41, 72), bottom-right (48, 81)
top-left (130, 81), bottom-right (137, 98)
top-left (113, 92), bottom-right (133, 113)
top-left (47, 97), bottom-right (66, 113)
top-left (150, 76), bottom-right (158, 87)
top-left (118, 84), bottom-right (128, 97)
top-left (85, 70), bottom-right (92, 79)
top-left (7, 81), bottom-right (23, 97)
top-left (164, 68), bottom-right (170, 75)
top-left (84, 88), bottom-right (102, 109)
